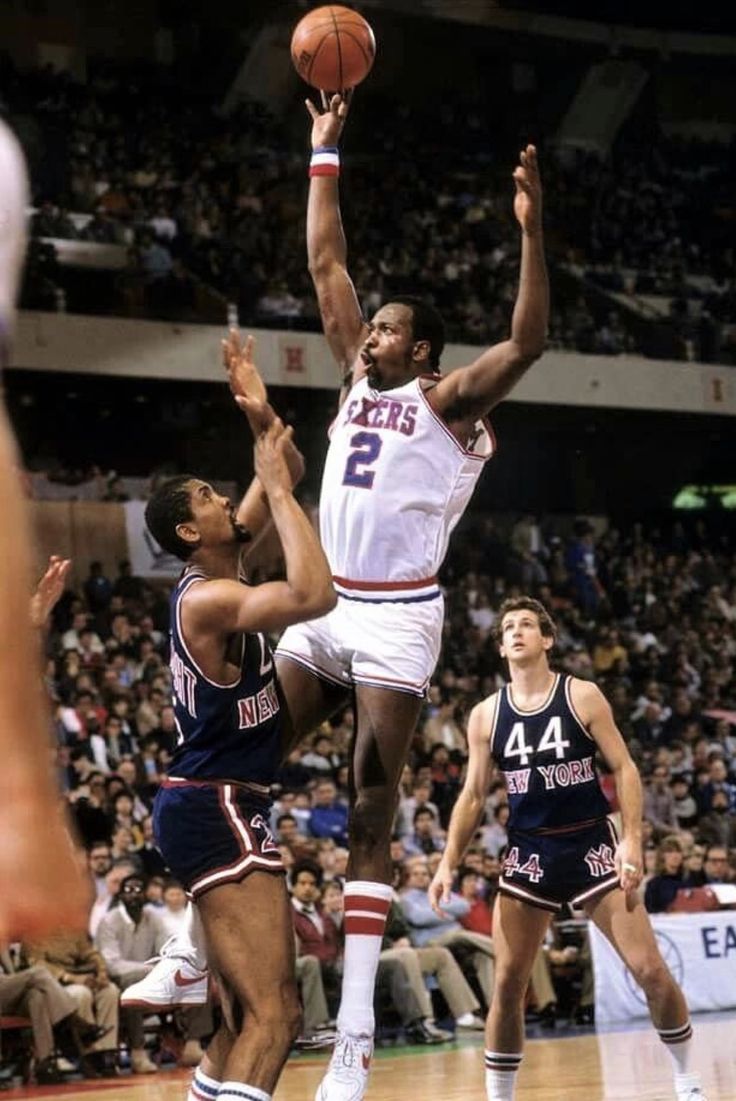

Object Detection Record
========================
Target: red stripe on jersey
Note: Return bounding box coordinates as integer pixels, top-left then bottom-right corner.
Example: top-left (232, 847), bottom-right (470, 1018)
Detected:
top-left (333, 574), bottom-right (438, 591)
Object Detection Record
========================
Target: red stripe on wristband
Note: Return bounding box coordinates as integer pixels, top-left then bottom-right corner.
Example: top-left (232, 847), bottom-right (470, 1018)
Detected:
top-left (309, 163), bottom-right (340, 177)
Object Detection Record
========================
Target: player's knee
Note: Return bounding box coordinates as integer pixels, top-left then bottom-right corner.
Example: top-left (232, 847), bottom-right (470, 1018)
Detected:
top-left (493, 964), bottom-right (528, 1002)
top-left (350, 792), bottom-right (392, 850)
top-left (629, 953), bottom-right (671, 994)
top-left (251, 986), bottom-right (302, 1045)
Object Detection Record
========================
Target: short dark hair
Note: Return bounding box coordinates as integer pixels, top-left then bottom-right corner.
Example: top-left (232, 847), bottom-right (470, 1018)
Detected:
top-left (493, 596), bottom-right (557, 645)
top-left (144, 476), bottom-right (196, 560)
top-left (292, 859), bottom-right (323, 887)
top-left (388, 295), bottom-right (446, 370)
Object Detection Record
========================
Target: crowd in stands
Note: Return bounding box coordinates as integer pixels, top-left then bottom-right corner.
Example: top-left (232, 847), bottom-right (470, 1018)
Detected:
top-left (2, 511), bottom-right (734, 1083)
top-left (4, 58), bottom-right (734, 363)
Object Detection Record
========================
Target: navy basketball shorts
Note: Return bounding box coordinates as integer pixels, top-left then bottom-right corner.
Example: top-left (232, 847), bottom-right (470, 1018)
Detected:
top-left (153, 778), bottom-right (283, 900)
top-left (499, 818), bottom-right (620, 913)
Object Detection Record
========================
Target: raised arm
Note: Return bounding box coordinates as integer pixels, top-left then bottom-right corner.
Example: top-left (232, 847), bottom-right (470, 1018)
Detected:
top-left (222, 330), bottom-right (305, 555)
top-left (429, 696), bottom-right (496, 912)
top-left (429, 145), bottom-right (548, 423)
top-left (570, 678), bottom-right (643, 894)
top-left (184, 420), bottom-right (336, 637)
top-left (305, 94), bottom-right (368, 382)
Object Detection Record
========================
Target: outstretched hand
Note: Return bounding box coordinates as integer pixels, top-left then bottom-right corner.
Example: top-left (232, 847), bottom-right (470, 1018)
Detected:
top-left (222, 329), bottom-right (273, 435)
top-left (305, 91), bottom-right (352, 150)
top-left (30, 555), bottom-right (71, 629)
top-left (254, 418), bottom-right (295, 499)
top-left (513, 144), bottom-right (543, 236)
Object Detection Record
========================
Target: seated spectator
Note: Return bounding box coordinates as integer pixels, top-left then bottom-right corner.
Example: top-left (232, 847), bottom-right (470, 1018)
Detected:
top-left (399, 856), bottom-right (494, 1009)
top-left (697, 792), bottom-right (736, 849)
top-left (138, 816), bottom-right (168, 879)
top-left (89, 860), bottom-right (138, 937)
top-left (291, 861), bottom-right (343, 1016)
top-left (396, 779), bottom-right (440, 839)
top-left (700, 844), bottom-right (732, 886)
top-left (301, 733), bottom-right (341, 777)
top-left (308, 780), bottom-right (349, 848)
top-left (156, 880), bottom-right (189, 939)
top-left (403, 807), bottom-right (446, 857)
top-left (379, 901), bottom-right (476, 1042)
top-left (671, 776), bottom-right (699, 829)
top-left (0, 946), bottom-right (111, 1083)
top-left (643, 765), bottom-right (678, 834)
top-left (96, 874), bottom-right (211, 1073)
top-left (26, 930), bottom-right (119, 1078)
top-left (698, 757), bottom-right (736, 815)
top-left (644, 836), bottom-right (685, 913)
top-left (87, 842), bottom-right (113, 901)
top-left (456, 866), bottom-right (494, 935)
top-left (478, 802), bottom-right (510, 858)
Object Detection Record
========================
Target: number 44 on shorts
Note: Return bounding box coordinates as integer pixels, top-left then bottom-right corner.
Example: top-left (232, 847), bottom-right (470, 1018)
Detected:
top-left (504, 847), bottom-right (544, 883)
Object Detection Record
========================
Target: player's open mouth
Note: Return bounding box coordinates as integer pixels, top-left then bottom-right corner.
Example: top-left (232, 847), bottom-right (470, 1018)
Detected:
top-left (360, 349), bottom-right (375, 365)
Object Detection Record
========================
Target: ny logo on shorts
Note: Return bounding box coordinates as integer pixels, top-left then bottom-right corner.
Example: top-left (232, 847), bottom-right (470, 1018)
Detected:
top-left (584, 844), bottom-right (615, 878)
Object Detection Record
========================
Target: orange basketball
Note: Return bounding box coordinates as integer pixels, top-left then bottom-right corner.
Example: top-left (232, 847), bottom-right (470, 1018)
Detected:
top-left (291, 5), bottom-right (376, 91)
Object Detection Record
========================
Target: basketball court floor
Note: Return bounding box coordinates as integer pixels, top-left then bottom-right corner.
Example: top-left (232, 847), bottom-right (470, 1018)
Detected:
top-left (2, 1011), bottom-right (734, 1100)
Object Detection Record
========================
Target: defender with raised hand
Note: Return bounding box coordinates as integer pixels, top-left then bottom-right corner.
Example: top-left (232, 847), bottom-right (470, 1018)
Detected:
top-left (146, 412), bottom-right (336, 1101)
top-left (430, 596), bottom-right (707, 1101)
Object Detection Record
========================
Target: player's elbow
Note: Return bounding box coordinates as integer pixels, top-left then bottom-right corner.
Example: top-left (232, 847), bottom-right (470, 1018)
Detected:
top-left (290, 578), bottom-right (337, 621)
top-left (509, 337), bottom-right (545, 366)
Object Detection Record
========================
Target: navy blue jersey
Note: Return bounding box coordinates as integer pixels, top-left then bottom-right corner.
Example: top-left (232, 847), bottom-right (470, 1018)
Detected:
top-left (167, 567), bottom-right (282, 785)
top-left (491, 673), bottom-right (610, 833)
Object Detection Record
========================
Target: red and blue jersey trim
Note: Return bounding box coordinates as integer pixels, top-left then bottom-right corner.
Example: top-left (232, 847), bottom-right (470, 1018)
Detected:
top-left (332, 574), bottom-right (441, 604)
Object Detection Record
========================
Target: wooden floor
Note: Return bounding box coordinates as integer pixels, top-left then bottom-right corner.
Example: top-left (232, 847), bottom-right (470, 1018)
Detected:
top-left (4, 1014), bottom-right (735, 1100)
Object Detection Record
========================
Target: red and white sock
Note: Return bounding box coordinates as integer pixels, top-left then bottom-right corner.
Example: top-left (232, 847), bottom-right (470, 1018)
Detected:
top-left (485, 1051), bottom-right (522, 1100)
top-left (336, 880), bottom-right (392, 1037)
top-left (659, 1020), bottom-right (693, 1072)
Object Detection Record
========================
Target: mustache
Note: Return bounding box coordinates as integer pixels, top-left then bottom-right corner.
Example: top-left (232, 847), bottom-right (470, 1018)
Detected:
top-left (231, 517), bottom-right (252, 544)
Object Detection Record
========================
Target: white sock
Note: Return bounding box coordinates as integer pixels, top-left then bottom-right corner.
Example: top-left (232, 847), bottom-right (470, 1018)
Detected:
top-left (189, 1066), bottom-right (221, 1101)
top-left (659, 1021), bottom-right (694, 1076)
top-left (336, 880), bottom-right (392, 1036)
top-left (0, 119), bottom-right (29, 339)
top-left (188, 903), bottom-right (209, 971)
top-left (217, 1084), bottom-right (270, 1101)
top-left (485, 1051), bottom-right (522, 1101)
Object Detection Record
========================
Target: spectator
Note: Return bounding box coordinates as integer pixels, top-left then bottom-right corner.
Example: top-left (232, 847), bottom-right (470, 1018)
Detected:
top-left (644, 836), bottom-right (685, 913)
top-left (401, 805), bottom-right (445, 858)
top-left (26, 930), bottom-right (119, 1077)
top-left (643, 765), bottom-right (678, 834)
top-left (291, 861), bottom-right (342, 1016)
top-left (308, 780), bottom-right (349, 848)
top-left (96, 874), bottom-right (210, 1072)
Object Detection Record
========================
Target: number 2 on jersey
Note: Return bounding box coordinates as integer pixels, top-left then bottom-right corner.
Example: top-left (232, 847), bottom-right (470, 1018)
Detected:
top-left (343, 431), bottom-right (383, 489)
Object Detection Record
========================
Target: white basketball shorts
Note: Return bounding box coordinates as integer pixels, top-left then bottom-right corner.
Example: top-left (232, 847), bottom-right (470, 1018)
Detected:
top-left (276, 592), bottom-right (444, 698)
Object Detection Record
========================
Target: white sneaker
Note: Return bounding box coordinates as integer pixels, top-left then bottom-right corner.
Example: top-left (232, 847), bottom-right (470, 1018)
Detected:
top-left (675, 1076), bottom-right (708, 1101)
top-left (456, 1012), bottom-right (485, 1030)
top-left (314, 1032), bottom-right (373, 1101)
top-left (120, 945), bottom-right (209, 1010)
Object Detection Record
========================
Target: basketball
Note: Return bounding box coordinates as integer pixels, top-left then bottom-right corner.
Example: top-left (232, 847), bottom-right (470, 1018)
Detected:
top-left (291, 5), bottom-right (376, 91)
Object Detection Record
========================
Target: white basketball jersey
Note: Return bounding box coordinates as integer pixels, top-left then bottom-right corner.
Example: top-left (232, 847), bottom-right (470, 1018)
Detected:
top-left (319, 376), bottom-right (494, 599)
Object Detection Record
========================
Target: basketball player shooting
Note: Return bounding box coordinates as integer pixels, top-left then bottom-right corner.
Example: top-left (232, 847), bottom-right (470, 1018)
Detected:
top-left (124, 91), bottom-right (548, 1101)
top-left (273, 92), bottom-right (549, 1101)
top-left (430, 597), bottom-right (707, 1101)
